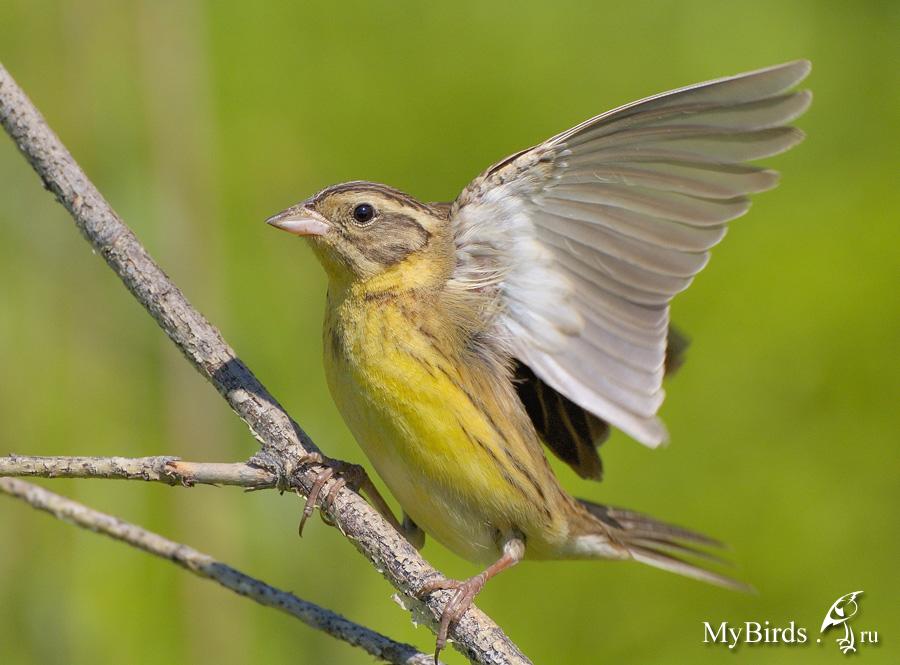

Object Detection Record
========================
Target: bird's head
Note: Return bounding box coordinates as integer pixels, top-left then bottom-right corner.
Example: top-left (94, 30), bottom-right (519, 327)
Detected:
top-left (821, 591), bottom-right (864, 632)
top-left (267, 181), bottom-right (450, 289)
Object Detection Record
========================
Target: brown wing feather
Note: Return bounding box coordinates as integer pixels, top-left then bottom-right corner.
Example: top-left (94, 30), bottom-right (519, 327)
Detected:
top-left (516, 327), bottom-right (689, 482)
top-left (514, 361), bottom-right (607, 480)
top-left (665, 325), bottom-right (690, 375)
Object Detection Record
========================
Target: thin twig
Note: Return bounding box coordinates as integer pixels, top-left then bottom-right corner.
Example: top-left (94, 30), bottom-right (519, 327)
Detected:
top-left (0, 454), bottom-right (275, 488)
top-left (0, 62), bottom-right (530, 664)
top-left (0, 478), bottom-right (436, 665)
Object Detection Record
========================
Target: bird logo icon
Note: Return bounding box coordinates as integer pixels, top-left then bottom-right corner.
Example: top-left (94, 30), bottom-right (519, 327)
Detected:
top-left (821, 591), bottom-right (864, 654)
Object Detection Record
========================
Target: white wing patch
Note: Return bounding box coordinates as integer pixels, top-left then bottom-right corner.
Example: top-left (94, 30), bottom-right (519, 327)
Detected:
top-left (454, 182), bottom-right (583, 354)
top-left (452, 61), bottom-right (811, 446)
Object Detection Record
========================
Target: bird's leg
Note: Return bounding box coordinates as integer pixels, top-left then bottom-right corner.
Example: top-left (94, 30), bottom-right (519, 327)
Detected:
top-left (418, 535), bottom-right (525, 662)
top-left (401, 512), bottom-right (425, 550)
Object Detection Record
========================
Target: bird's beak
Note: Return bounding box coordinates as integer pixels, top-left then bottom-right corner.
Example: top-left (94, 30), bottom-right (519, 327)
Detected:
top-left (266, 205), bottom-right (331, 237)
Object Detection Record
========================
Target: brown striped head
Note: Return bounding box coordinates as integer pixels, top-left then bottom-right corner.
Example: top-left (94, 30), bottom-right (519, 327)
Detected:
top-left (267, 181), bottom-right (447, 283)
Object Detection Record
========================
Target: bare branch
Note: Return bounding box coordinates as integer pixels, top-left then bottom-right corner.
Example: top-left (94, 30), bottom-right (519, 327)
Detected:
top-left (0, 62), bottom-right (530, 664)
top-left (0, 454), bottom-right (275, 488)
top-left (0, 478), bottom-right (436, 665)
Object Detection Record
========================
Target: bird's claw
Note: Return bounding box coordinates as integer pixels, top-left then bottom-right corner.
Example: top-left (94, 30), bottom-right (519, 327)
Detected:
top-left (296, 455), bottom-right (362, 535)
top-left (417, 574), bottom-right (488, 663)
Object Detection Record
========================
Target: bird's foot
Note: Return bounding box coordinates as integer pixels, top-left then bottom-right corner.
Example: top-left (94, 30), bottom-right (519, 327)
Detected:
top-left (295, 454), bottom-right (371, 534)
top-left (417, 573), bottom-right (488, 662)
top-left (292, 452), bottom-right (402, 535)
top-left (416, 538), bottom-right (523, 662)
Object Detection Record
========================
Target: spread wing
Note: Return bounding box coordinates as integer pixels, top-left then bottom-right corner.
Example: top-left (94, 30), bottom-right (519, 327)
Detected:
top-left (451, 60), bottom-right (811, 448)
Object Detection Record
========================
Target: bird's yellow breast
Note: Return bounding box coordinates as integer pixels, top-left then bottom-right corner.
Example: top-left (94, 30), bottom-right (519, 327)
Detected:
top-left (322, 281), bottom-right (567, 564)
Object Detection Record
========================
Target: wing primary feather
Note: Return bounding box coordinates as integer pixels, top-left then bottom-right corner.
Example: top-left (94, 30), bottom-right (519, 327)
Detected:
top-left (578, 301), bottom-right (668, 348)
top-left (567, 89), bottom-right (812, 147)
top-left (579, 317), bottom-right (665, 372)
top-left (561, 336), bottom-right (663, 394)
top-left (535, 210), bottom-right (711, 277)
top-left (564, 126), bottom-right (806, 167)
top-left (541, 184), bottom-right (750, 227)
top-left (554, 59), bottom-right (810, 147)
top-left (541, 199), bottom-right (730, 251)
top-left (564, 267), bottom-right (670, 331)
top-left (544, 347), bottom-right (664, 415)
top-left (517, 346), bottom-right (668, 444)
top-left (556, 163), bottom-right (779, 199)
top-left (543, 235), bottom-right (695, 298)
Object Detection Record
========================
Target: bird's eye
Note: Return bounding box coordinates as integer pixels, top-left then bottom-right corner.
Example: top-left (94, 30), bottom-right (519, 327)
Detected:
top-left (352, 203), bottom-right (376, 224)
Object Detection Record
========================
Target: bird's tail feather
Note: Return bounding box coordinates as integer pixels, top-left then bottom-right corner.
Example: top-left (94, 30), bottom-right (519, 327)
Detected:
top-left (577, 499), bottom-right (752, 592)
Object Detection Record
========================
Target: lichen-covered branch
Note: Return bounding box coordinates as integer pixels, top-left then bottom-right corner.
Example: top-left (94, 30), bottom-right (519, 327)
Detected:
top-left (0, 478), bottom-right (436, 665)
top-left (0, 61), bottom-right (530, 664)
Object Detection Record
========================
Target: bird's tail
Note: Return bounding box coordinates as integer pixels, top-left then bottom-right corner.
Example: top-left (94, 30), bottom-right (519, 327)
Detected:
top-left (572, 499), bottom-right (751, 591)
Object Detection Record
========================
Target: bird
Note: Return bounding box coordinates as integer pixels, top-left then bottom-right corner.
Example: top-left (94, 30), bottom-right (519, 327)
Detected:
top-left (267, 60), bottom-right (811, 658)
top-left (821, 591), bottom-right (864, 654)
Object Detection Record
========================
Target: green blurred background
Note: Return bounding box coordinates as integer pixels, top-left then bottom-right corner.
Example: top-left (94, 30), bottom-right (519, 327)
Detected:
top-left (1, 1), bottom-right (897, 663)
